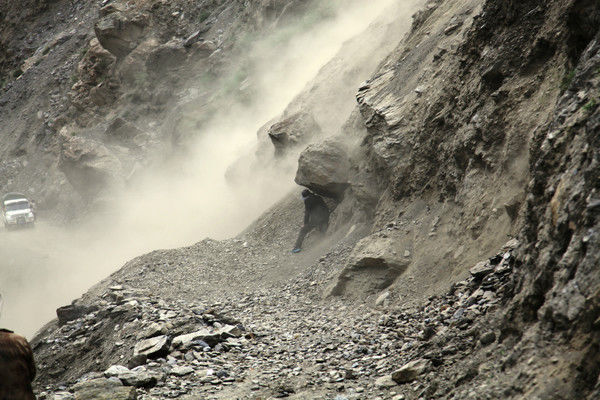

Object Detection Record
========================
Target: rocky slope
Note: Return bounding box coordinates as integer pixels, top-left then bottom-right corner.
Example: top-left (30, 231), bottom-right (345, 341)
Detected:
top-left (0, 0), bottom-right (360, 218)
top-left (4, 0), bottom-right (599, 399)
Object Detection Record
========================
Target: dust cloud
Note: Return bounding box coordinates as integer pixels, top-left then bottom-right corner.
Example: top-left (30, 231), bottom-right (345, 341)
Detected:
top-left (0, 0), bottom-right (420, 338)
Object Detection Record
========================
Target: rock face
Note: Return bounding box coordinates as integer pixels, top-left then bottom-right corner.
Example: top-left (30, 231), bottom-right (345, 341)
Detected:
top-left (267, 112), bottom-right (321, 157)
top-left (295, 139), bottom-right (351, 199)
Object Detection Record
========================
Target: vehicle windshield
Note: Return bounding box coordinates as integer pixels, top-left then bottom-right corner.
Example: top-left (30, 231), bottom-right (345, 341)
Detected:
top-left (5, 201), bottom-right (30, 212)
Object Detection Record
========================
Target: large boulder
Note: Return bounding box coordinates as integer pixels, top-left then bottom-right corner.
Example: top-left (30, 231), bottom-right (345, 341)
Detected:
top-left (267, 112), bottom-right (321, 157)
top-left (295, 139), bottom-right (351, 199)
top-left (59, 132), bottom-right (125, 201)
top-left (94, 8), bottom-right (147, 58)
top-left (348, 235), bottom-right (408, 271)
top-left (330, 234), bottom-right (409, 297)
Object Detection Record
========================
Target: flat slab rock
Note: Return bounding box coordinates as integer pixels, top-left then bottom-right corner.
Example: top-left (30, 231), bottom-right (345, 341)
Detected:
top-left (72, 378), bottom-right (136, 400)
top-left (133, 335), bottom-right (169, 358)
top-left (172, 325), bottom-right (243, 349)
top-left (469, 261), bottom-right (495, 279)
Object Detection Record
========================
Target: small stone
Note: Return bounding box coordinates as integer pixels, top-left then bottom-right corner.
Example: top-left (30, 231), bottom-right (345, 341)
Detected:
top-left (375, 291), bottom-right (390, 306)
top-left (51, 392), bottom-right (75, 400)
top-left (171, 365), bottom-right (194, 376)
top-left (480, 331), bottom-right (496, 346)
top-left (104, 365), bottom-right (130, 378)
top-left (375, 375), bottom-right (396, 389)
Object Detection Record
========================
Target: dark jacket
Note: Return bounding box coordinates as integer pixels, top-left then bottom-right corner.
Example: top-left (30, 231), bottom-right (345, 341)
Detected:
top-left (0, 329), bottom-right (36, 400)
top-left (303, 194), bottom-right (329, 225)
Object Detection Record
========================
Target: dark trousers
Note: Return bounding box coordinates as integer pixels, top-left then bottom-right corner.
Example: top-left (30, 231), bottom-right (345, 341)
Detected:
top-left (294, 221), bottom-right (328, 249)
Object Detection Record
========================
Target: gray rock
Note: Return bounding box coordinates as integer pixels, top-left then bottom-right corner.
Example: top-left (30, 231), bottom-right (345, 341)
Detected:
top-left (104, 365), bottom-right (130, 378)
top-left (219, 324), bottom-right (243, 339)
top-left (133, 335), bottom-right (169, 359)
top-left (146, 39), bottom-right (187, 73)
top-left (348, 235), bottom-right (408, 272)
top-left (171, 365), bottom-right (194, 376)
top-left (72, 378), bottom-right (136, 400)
top-left (172, 329), bottom-right (215, 349)
top-left (127, 354), bottom-right (147, 369)
top-left (267, 112), bottom-right (321, 157)
top-left (56, 304), bottom-right (89, 325)
top-left (391, 359), bottom-right (429, 384)
top-left (331, 235), bottom-right (408, 296)
top-left (480, 331), bottom-right (496, 346)
top-left (375, 291), bottom-right (390, 306)
top-left (469, 261), bottom-right (494, 279)
top-left (105, 118), bottom-right (146, 142)
top-left (51, 392), bottom-right (75, 400)
top-left (119, 368), bottom-right (158, 388)
top-left (59, 133), bottom-right (125, 201)
top-left (295, 139), bottom-right (351, 199)
top-left (136, 322), bottom-right (165, 340)
top-left (374, 374), bottom-right (396, 389)
top-left (94, 10), bottom-right (146, 58)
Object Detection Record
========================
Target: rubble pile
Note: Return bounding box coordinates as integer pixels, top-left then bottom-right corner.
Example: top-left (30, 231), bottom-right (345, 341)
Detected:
top-left (35, 242), bottom-right (519, 399)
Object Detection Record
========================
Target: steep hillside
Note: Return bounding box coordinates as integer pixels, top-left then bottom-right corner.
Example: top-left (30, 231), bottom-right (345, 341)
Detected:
top-left (0, 0), bottom-right (351, 218)
top-left (5, 0), bottom-right (600, 399)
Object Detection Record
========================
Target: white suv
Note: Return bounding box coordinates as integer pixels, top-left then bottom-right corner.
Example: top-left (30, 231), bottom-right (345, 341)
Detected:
top-left (2, 193), bottom-right (35, 229)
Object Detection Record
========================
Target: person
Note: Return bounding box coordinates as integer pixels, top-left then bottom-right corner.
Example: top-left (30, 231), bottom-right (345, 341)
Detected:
top-left (292, 189), bottom-right (329, 253)
top-left (0, 295), bottom-right (36, 400)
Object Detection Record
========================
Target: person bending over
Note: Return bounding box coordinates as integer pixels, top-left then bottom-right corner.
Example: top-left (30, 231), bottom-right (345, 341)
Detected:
top-left (292, 189), bottom-right (329, 253)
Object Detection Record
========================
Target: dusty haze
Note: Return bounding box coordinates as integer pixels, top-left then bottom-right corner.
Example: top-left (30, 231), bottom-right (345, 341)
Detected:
top-left (0, 0), bottom-right (421, 338)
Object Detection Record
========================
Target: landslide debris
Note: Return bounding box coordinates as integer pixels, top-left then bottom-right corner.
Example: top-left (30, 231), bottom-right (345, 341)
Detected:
top-left (33, 227), bottom-right (520, 399)
top-left (18, 0), bottom-right (600, 399)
